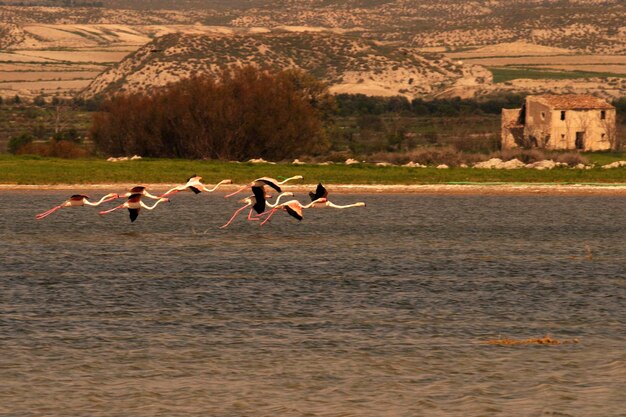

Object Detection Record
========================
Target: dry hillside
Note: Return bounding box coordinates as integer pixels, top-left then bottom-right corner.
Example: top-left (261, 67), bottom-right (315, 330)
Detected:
top-left (0, 2), bottom-right (623, 100)
top-left (80, 32), bottom-right (491, 99)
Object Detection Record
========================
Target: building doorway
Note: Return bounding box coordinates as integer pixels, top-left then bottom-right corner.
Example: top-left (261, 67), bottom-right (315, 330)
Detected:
top-left (575, 131), bottom-right (585, 150)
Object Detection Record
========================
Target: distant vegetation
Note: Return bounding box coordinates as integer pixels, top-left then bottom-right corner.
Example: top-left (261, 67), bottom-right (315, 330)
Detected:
top-left (334, 93), bottom-right (525, 116)
top-left (0, 1), bottom-right (103, 5)
top-left (2, 73), bottom-right (624, 164)
top-left (489, 67), bottom-right (626, 84)
top-left (90, 66), bottom-right (332, 160)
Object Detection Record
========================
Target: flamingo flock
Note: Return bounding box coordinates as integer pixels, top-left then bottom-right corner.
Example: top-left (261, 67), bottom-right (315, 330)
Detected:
top-left (35, 175), bottom-right (366, 226)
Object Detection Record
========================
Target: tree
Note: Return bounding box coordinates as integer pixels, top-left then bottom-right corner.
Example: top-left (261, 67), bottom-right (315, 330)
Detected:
top-left (8, 133), bottom-right (33, 154)
top-left (33, 95), bottom-right (46, 106)
top-left (91, 66), bottom-right (331, 160)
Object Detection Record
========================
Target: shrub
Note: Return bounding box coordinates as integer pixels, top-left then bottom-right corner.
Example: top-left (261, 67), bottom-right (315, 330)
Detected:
top-left (406, 146), bottom-right (464, 167)
top-left (553, 152), bottom-right (588, 166)
top-left (7, 133), bottom-right (34, 154)
top-left (91, 67), bottom-right (331, 160)
top-left (33, 95), bottom-right (46, 106)
top-left (17, 140), bottom-right (90, 158)
top-left (450, 133), bottom-right (500, 153)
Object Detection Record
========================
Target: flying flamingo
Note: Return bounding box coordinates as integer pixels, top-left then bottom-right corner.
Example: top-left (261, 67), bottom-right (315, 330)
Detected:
top-left (98, 193), bottom-right (169, 222)
top-left (35, 193), bottom-right (119, 220)
top-left (220, 189), bottom-right (294, 229)
top-left (161, 176), bottom-right (232, 197)
top-left (119, 186), bottom-right (163, 200)
top-left (257, 198), bottom-right (320, 226)
top-left (307, 183), bottom-right (367, 209)
top-left (224, 175), bottom-right (303, 198)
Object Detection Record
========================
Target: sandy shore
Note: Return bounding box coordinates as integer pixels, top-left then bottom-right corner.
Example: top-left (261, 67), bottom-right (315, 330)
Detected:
top-left (2, 183), bottom-right (626, 195)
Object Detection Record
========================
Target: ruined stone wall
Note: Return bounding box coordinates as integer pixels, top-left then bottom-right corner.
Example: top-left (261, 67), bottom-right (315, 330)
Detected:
top-left (524, 99), bottom-right (552, 148)
top-left (549, 108), bottom-right (615, 151)
top-left (501, 108), bottom-right (523, 149)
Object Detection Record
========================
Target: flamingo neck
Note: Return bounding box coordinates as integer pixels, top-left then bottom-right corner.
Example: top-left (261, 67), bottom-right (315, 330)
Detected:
top-left (83, 194), bottom-right (118, 206)
top-left (141, 198), bottom-right (168, 210)
top-left (203, 179), bottom-right (232, 192)
top-left (277, 175), bottom-right (303, 185)
top-left (267, 192), bottom-right (294, 207)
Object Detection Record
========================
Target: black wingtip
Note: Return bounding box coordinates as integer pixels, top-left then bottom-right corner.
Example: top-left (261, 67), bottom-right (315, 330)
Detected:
top-left (128, 208), bottom-right (139, 222)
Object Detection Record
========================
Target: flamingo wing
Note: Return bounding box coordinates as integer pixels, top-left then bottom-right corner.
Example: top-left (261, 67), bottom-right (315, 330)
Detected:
top-left (188, 186), bottom-right (201, 194)
top-left (251, 186), bottom-right (266, 214)
top-left (128, 208), bottom-right (139, 222)
top-left (285, 203), bottom-right (303, 221)
top-left (309, 183), bottom-right (328, 201)
top-left (258, 178), bottom-right (282, 193)
top-left (127, 193), bottom-right (143, 203)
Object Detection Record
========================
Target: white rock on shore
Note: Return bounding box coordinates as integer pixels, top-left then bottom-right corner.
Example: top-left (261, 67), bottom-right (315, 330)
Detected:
top-left (108, 156), bottom-right (141, 162)
top-left (525, 160), bottom-right (557, 170)
top-left (474, 158), bottom-right (525, 169)
top-left (403, 161), bottom-right (427, 168)
top-left (248, 158), bottom-right (275, 164)
top-left (602, 160), bottom-right (626, 169)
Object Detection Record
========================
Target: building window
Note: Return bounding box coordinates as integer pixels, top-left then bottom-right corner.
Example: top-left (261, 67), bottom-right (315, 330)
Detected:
top-left (541, 111), bottom-right (545, 120)
top-left (560, 111), bottom-right (566, 121)
top-left (602, 133), bottom-right (606, 140)
top-left (601, 110), bottom-right (606, 120)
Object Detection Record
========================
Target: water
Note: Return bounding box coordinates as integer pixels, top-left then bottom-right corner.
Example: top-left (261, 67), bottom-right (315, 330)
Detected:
top-left (1, 191), bottom-right (624, 416)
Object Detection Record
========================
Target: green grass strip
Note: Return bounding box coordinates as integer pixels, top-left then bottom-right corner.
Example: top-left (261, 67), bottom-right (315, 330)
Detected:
top-left (1, 155), bottom-right (625, 186)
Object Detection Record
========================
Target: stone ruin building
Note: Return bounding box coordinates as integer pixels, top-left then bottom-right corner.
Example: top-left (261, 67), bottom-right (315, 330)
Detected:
top-left (502, 95), bottom-right (617, 151)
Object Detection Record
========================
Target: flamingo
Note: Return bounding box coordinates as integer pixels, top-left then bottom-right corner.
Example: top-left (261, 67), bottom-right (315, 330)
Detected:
top-left (220, 189), bottom-right (294, 229)
top-left (257, 198), bottom-right (319, 226)
top-left (307, 183), bottom-right (367, 209)
top-left (161, 176), bottom-right (232, 197)
top-left (98, 193), bottom-right (169, 222)
top-left (119, 186), bottom-right (163, 200)
top-left (35, 193), bottom-right (119, 220)
top-left (224, 175), bottom-right (303, 198)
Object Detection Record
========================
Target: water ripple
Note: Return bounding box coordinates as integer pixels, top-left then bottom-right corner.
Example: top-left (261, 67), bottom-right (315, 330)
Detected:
top-left (0, 192), bottom-right (624, 416)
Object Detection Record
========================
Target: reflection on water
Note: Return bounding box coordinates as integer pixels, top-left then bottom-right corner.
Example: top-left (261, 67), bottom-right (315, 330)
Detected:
top-left (1, 191), bottom-right (625, 416)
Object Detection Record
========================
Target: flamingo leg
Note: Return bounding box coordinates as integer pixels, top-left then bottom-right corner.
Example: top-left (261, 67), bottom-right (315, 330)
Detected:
top-left (35, 204), bottom-right (64, 220)
top-left (159, 186), bottom-right (182, 198)
top-left (219, 204), bottom-right (250, 228)
top-left (260, 209), bottom-right (278, 226)
top-left (247, 208), bottom-right (262, 221)
top-left (99, 203), bottom-right (126, 215)
top-left (224, 186), bottom-right (247, 198)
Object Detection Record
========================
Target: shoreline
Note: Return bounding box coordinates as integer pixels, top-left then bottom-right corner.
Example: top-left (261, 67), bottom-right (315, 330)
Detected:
top-left (2, 182), bottom-right (626, 195)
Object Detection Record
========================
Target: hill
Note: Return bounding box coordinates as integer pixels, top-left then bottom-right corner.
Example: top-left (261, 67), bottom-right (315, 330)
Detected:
top-left (79, 32), bottom-right (492, 99)
top-left (1, 1), bottom-right (623, 53)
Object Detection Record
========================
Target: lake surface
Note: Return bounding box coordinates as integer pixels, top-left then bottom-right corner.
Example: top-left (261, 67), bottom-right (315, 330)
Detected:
top-left (1, 190), bottom-right (624, 416)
